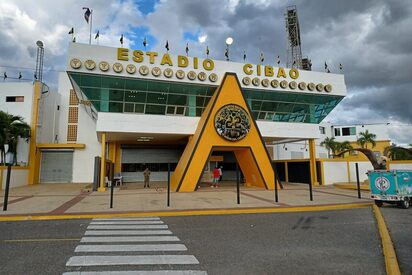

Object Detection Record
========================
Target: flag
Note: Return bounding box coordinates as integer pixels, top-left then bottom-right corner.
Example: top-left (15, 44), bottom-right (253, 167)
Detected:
top-left (327, 69), bottom-right (330, 73)
top-left (165, 40), bottom-right (169, 51)
top-left (185, 43), bottom-right (189, 55)
top-left (68, 27), bottom-right (74, 34)
top-left (276, 55), bottom-right (280, 65)
top-left (18, 72), bottom-right (22, 79)
top-left (324, 61), bottom-right (328, 70)
top-left (143, 36), bottom-right (147, 48)
top-left (83, 7), bottom-right (91, 23)
top-left (3, 72), bottom-right (7, 79)
top-left (206, 46), bottom-right (209, 56)
top-left (34, 73), bottom-right (37, 80)
top-left (72, 36), bottom-right (76, 43)
top-left (260, 52), bottom-right (264, 63)
top-left (224, 48), bottom-right (229, 59)
top-left (243, 51), bottom-right (246, 61)
top-left (339, 63), bottom-right (343, 70)
top-left (95, 30), bottom-right (99, 39)
top-left (120, 34), bottom-right (124, 45)
top-left (292, 59), bottom-right (296, 66)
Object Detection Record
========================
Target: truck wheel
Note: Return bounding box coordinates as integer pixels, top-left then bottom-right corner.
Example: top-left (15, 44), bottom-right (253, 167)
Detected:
top-left (400, 198), bottom-right (410, 209)
top-left (375, 200), bottom-right (383, 207)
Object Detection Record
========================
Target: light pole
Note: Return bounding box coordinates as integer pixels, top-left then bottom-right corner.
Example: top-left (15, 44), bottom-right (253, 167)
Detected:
top-left (3, 144), bottom-right (13, 211)
top-left (225, 37), bottom-right (233, 61)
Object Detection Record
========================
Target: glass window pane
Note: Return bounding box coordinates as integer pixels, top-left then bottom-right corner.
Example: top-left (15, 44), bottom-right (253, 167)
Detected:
top-left (124, 103), bottom-right (134, 112)
top-left (102, 77), bottom-right (125, 89)
top-left (147, 92), bottom-right (167, 104)
top-left (168, 94), bottom-right (187, 105)
top-left (135, 104), bottom-right (144, 113)
top-left (81, 75), bottom-right (101, 87)
top-left (176, 106), bottom-right (185, 115)
top-left (125, 91), bottom-right (146, 103)
top-left (109, 102), bottom-right (123, 112)
top-left (145, 104), bottom-right (165, 115)
top-left (109, 90), bottom-right (124, 101)
top-left (258, 112), bottom-right (266, 120)
top-left (166, 106), bottom-right (175, 114)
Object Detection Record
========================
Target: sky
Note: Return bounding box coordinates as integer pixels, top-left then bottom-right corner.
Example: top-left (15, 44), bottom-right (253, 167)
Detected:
top-left (0, 0), bottom-right (411, 145)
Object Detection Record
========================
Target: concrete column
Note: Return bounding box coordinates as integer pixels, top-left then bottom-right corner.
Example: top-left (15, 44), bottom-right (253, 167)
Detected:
top-left (98, 132), bottom-right (107, 192)
top-left (308, 139), bottom-right (319, 186)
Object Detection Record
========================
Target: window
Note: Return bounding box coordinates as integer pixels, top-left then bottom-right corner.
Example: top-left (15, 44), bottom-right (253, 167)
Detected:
top-left (350, 127), bottom-right (356, 135)
top-left (319, 126), bottom-right (325, 134)
top-left (342, 127), bottom-right (356, 136)
top-left (6, 96), bottom-right (24, 102)
top-left (334, 128), bottom-right (341, 136)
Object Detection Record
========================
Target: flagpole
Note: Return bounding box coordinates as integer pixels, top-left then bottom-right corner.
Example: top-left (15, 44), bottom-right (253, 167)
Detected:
top-left (89, 9), bottom-right (93, 45)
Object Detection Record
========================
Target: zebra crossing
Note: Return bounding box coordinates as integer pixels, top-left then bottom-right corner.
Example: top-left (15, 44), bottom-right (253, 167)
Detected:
top-left (63, 217), bottom-right (207, 275)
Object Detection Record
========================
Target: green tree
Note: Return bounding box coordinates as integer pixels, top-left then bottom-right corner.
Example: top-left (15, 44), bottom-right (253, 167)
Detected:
top-left (336, 141), bottom-right (353, 157)
top-left (357, 130), bottom-right (376, 149)
top-left (320, 137), bottom-right (338, 158)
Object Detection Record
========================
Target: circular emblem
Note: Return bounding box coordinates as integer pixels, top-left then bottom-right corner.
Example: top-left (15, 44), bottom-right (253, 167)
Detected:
top-left (316, 83), bottom-right (324, 92)
top-left (324, 84), bottom-right (333, 93)
top-left (198, 72), bottom-right (207, 81)
top-left (271, 80), bottom-right (279, 88)
top-left (375, 177), bottom-right (390, 191)
top-left (209, 73), bottom-right (218, 82)
top-left (70, 58), bottom-right (82, 69)
top-left (242, 77), bottom-right (251, 86)
top-left (252, 77), bottom-right (260, 86)
top-left (298, 82), bottom-right (307, 90)
top-left (84, 60), bottom-right (96, 70)
top-left (164, 68), bottom-right (173, 78)
top-left (126, 64), bottom-right (136, 74)
top-left (113, 62), bottom-right (123, 73)
top-left (307, 82), bottom-right (315, 91)
top-left (176, 70), bottom-right (185, 79)
top-left (280, 80), bottom-right (288, 89)
top-left (261, 79), bottom-right (269, 87)
top-left (214, 104), bottom-right (251, 142)
top-left (99, 61), bottom-right (110, 72)
top-left (289, 81), bottom-right (297, 89)
top-left (139, 65), bottom-right (149, 76)
top-left (151, 67), bottom-right (161, 77)
top-left (187, 71), bottom-right (197, 80)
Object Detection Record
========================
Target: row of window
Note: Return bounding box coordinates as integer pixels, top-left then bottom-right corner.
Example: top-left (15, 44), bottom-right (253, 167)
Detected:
top-left (5, 96), bottom-right (24, 102)
top-left (334, 127), bottom-right (356, 136)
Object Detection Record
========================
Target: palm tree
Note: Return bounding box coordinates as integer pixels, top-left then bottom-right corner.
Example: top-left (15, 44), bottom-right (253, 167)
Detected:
top-left (357, 130), bottom-right (376, 149)
top-left (320, 137), bottom-right (338, 158)
top-left (336, 141), bottom-right (353, 157)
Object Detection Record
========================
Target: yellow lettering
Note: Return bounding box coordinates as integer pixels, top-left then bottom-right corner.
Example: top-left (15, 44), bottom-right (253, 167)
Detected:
top-left (243, 64), bottom-right (253, 75)
top-left (289, 68), bottom-right (299, 79)
top-left (193, 57), bottom-right (198, 69)
top-left (117, 48), bottom-right (129, 61)
top-left (146, 52), bottom-right (158, 64)
top-left (160, 53), bottom-right (173, 66)
top-left (132, 50), bottom-right (144, 62)
top-left (177, 56), bottom-right (188, 67)
top-left (277, 67), bottom-right (287, 78)
top-left (203, 59), bottom-right (214, 71)
top-left (257, 65), bottom-right (261, 76)
top-left (265, 66), bottom-right (274, 77)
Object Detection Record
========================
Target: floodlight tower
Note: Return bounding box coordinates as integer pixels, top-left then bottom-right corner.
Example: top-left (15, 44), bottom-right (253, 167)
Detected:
top-left (285, 5), bottom-right (303, 69)
top-left (35, 40), bottom-right (44, 82)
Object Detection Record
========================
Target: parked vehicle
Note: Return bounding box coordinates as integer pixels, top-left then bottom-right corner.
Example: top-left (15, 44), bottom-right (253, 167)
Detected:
top-left (367, 170), bottom-right (412, 209)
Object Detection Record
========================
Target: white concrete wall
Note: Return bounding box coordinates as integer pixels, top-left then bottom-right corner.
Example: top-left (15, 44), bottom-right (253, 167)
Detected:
top-left (322, 161), bottom-right (348, 185)
top-left (348, 161), bottom-right (373, 183)
top-left (333, 123), bottom-right (390, 142)
top-left (37, 86), bottom-right (60, 144)
top-left (273, 141), bottom-right (329, 160)
top-left (1, 168), bottom-right (29, 189)
top-left (390, 163), bottom-right (412, 170)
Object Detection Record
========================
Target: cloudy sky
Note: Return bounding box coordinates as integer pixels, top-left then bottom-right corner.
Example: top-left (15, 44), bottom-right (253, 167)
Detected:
top-left (0, 0), bottom-right (411, 145)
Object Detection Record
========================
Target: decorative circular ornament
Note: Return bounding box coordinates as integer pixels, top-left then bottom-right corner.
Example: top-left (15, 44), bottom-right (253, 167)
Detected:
top-left (271, 80), bottom-right (279, 88)
top-left (298, 82), bottom-right (307, 90)
top-left (242, 77), bottom-right (251, 86)
top-left (187, 71), bottom-right (197, 80)
top-left (198, 72), bottom-right (207, 81)
top-left (307, 82), bottom-right (315, 91)
top-left (84, 60), bottom-right (96, 70)
top-left (113, 62), bottom-right (123, 73)
top-left (375, 177), bottom-right (390, 191)
top-left (209, 73), bottom-right (218, 82)
top-left (214, 104), bottom-right (251, 142)
top-left (261, 79), bottom-right (269, 87)
top-left (324, 84), bottom-right (333, 93)
top-left (151, 67), bottom-right (161, 77)
top-left (70, 58), bottom-right (82, 69)
top-left (139, 65), bottom-right (149, 76)
top-left (126, 64), bottom-right (136, 74)
top-left (252, 77), bottom-right (260, 86)
top-left (280, 80), bottom-right (288, 89)
top-left (99, 61), bottom-right (110, 72)
top-left (289, 81), bottom-right (297, 89)
top-left (164, 68), bottom-right (173, 78)
top-left (316, 83), bottom-right (324, 92)
top-left (176, 69), bottom-right (185, 79)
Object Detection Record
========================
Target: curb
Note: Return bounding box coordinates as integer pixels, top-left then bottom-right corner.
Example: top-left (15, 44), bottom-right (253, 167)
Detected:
top-left (372, 205), bottom-right (401, 275)
top-left (0, 202), bottom-right (372, 222)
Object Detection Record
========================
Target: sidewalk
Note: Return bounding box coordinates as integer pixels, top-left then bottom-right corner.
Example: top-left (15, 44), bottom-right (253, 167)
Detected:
top-left (0, 182), bottom-right (373, 218)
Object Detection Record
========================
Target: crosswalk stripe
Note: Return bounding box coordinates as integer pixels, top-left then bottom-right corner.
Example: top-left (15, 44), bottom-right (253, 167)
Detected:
top-left (80, 236), bottom-right (180, 243)
top-left (85, 230), bottom-right (172, 236)
top-left (63, 270), bottom-right (207, 274)
top-left (90, 221), bottom-right (164, 225)
top-left (66, 255), bottom-right (200, 266)
top-left (87, 225), bottom-right (168, 230)
top-left (75, 244), bottom-right (187, 252)
top-left (92, 217), bottom-right (160, 221)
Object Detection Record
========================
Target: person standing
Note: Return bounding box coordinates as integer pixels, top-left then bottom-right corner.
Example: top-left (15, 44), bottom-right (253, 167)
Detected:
top-left (218, 166), bottom-right (223, 182)
top-left (212, 166), bottom-right (220, 188)
top-left (143, 167), bottom-right (151, 188)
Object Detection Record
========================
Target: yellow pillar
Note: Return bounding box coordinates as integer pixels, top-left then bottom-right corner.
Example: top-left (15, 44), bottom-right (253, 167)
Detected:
top-left (28, 81), bottom-right (42, 185)
top-left (308, 139), bottom-right (319, 186)
top-left (284, 161), bottom-right (289, 183)
top-left (98, 133), bottom-right (107, 192)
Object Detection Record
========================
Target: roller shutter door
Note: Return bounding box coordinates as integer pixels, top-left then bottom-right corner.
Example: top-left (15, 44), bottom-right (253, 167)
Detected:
top-left (40, 151), bottom-right (73, 183)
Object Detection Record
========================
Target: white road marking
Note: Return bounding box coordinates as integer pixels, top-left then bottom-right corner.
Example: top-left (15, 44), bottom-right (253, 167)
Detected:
top-left (66, 255), bottom-right (200, 266)
top-left (75, 244), bottom-right (187, 252)
top-left (85, 230), bottom-right (172, 236)
top-left (92, 217), bottom-right (161, 221)
top-left (80, 236), bottom-right (180, 243)
top-left (87, 225), bottom-right (168, 230)
top-left (90, 221), bottom-right (164, 225)
top-left (63, 271), bottom-right (207, 275)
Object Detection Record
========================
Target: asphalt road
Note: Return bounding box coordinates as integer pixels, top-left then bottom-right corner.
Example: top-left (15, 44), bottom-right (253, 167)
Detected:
top-left (0, 208), bottom-right (392, 275)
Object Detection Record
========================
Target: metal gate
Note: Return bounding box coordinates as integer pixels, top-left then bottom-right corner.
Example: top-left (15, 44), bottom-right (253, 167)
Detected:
top-left (40, 150), bottom-right (73, 183)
